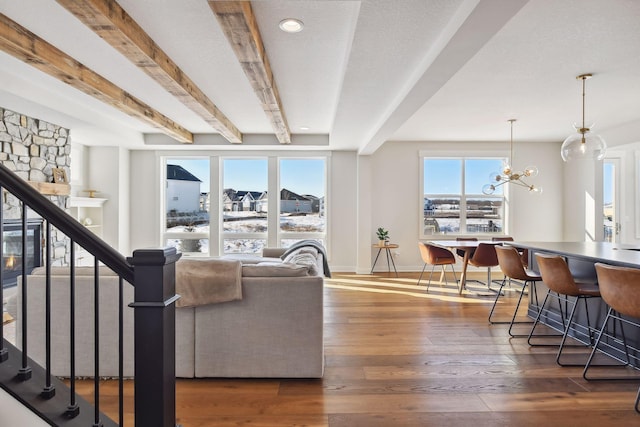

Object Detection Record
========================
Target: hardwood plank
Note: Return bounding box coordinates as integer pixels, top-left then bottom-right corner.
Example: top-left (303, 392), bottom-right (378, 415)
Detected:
top-left (71, 273), bottom-right (640, 426)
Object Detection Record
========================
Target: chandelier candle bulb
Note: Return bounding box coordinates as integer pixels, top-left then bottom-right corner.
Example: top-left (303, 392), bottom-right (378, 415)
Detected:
top-left (482, 119), bottom-right (542, 195)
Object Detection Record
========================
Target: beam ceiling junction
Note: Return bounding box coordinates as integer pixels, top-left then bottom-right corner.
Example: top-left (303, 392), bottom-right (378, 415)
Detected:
top-left (209, 1), bottom-right (291, 144)
top-left (56, 0), bottom-right (243, 144)
top-left (0, 13), bottom-right (193, 144)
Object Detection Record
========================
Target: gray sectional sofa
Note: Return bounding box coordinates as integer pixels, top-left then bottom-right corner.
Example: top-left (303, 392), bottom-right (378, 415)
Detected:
top-left (13, 246), bottom-right (325, 378)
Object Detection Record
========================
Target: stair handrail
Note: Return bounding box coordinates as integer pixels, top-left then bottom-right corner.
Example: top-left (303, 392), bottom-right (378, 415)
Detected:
top-left (0, 163), bottom-right (133, 283)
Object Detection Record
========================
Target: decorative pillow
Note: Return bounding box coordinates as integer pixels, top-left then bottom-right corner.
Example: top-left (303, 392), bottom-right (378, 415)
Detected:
top-left (242, 261), bottom-right (310, 277)
top-left (283, 248), bottom-right (319, 276)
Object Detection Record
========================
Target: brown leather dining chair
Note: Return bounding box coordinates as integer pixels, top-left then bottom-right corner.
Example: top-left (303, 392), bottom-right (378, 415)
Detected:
top-left (455, 237), bottom-right (477, 259)
top-left (491, 245), bottom-right (542, 337)
top-left (417, 243), bottom-right (457, 292)
top-left (467, 243), bottom-right (499, 292)
top-left (529, 253), bottom-right (602, 366)
top-left (583, 263), bottom-right (640, 413)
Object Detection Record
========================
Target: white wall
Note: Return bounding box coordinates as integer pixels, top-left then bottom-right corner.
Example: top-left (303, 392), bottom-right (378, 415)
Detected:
top-left (366, 140), bottom-right (564, 272)
top-left (87, 146), bottom-right (131, 254)
top-left (130, 150), bottom-right (160, 250)
top-left (123, 137), bottom-right (635, 272)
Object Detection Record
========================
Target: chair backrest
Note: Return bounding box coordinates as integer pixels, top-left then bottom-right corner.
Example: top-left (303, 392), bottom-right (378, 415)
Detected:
top-left (495, 245), bottom-right (528, 281)
top-left (492, 236), bottom-right (514, 242)
top-left (595, 263), bottom-right (640, 319)
top-left (455, 237), bottom-right (477, 257)
top-left (418, 243), bottom-right (454, 264)
top-left (470, 243), bottom-right (498, 267)
top-left (535, 253), bottom-right (581, 296)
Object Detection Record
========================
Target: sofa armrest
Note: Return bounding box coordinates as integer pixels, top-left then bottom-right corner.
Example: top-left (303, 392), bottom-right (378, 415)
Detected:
top-left (262, 247), bottom-right (287, 258)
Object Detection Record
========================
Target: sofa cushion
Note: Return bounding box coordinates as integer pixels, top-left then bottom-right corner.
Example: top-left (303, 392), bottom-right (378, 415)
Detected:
top-left (242, 262), bottom-right (310, 277)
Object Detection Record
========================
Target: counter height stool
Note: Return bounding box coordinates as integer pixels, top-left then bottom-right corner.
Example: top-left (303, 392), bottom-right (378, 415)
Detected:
top-left (583, 263), bottom-right (640, 413)
top-left (529, 253), bottom-right (601, 366)
top-left (491, 245), bottom-right (542, 337)
top-left (417, 243), bottom-right (457, 292)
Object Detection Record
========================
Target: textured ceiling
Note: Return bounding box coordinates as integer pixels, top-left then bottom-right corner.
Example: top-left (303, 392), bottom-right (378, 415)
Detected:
top-left (1, 0), bottom-right (639, 153)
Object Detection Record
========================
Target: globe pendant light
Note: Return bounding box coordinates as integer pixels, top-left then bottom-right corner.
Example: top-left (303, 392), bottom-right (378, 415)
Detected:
top-left (560, 74), bottom-right (607, 161)
top-left (482, 119), bottom-right (542, 195)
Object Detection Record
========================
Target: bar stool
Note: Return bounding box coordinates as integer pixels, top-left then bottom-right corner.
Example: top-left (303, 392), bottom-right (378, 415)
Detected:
top-left (529, 253), bottom-right (601, 366)
top-left (492, 236), bottom-right (528, 268)
top-left (417, 243), bottom-right (457, 292)
top-left (583, 263), bottom-right (640, 413)
top-left (491, 245), bottom-right (542, 337)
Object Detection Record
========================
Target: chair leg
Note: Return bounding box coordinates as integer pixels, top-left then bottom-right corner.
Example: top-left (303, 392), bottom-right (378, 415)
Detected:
top-left (583, 308), bottom-right (639, 381)
top-left (527, 290), bottom-right (564, 346)
top-left (556, 296), bottom-right (592, 366)
top-left (417, 263), bottom-right (428, 285)
top-left (507, 281), bottom-right (535, 338)
top-left (426, 264), bottom-right (437, 292)
top-left (488, 277), bottom-right (507, 323)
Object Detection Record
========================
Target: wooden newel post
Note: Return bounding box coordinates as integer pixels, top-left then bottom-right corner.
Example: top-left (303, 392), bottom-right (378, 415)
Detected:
top-left (128, 247), bottom-right (182, 427)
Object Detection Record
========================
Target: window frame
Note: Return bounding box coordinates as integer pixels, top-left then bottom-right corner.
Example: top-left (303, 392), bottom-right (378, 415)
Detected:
top-left (420, 152), bottom-right (508, 239)
top-left (160, 151), bottom-right (329, 256)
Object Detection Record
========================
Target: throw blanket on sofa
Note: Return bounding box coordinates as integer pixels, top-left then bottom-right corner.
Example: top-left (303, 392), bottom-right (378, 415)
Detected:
top-left (281, 240), bottom-right (332, 278)
top-left (175, 258), bottom-right (242, 307)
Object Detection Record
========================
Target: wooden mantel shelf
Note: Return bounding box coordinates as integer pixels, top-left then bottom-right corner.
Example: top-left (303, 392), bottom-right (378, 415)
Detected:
top-left (27, 181), bottom-right (71, 196)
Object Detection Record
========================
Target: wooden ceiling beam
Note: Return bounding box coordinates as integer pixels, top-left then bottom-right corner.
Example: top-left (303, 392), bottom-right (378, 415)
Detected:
top-left (56, 0), bottom-right (243, 144)
top-left (208, 1), bottom-right (291, 144)
top-left (0, 13), bottom-right (193, 143)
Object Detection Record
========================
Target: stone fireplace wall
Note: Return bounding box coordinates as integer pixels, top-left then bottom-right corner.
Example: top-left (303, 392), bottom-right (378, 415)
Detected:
top-left (1, 107), bottom-right (71, 265)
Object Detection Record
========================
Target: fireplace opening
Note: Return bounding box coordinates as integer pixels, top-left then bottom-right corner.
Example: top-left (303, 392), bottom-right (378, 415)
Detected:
top-left (2, 219), bottom-right (43, 288)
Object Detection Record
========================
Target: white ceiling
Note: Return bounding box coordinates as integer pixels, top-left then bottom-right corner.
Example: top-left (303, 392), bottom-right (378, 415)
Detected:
top-left (1, 0), bottom-right (640, 153)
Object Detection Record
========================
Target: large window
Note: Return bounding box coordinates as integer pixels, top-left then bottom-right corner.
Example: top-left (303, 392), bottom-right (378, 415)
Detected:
top-left (162, 154), bottom-right (327, 256)
top-left (422, 157), bottom-right (505, 237)
top-left (222, 158), bottom-right (268, 253)
top-left (163, 157), bottom-right (210, 255)
top-left (279, 158), bottom-right (326, 247)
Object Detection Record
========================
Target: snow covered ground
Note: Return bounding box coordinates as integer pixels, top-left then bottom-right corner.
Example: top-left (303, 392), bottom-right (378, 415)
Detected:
top-left (167, 213), bottom-right (325, 254)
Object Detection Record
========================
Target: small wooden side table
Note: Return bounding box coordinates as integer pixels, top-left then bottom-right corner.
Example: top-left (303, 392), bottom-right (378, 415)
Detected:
top-left (371, 243), bottom-right (399, 277)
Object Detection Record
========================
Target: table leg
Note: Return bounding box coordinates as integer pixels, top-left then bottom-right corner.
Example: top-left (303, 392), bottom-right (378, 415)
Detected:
top-left (371, 248), bottom-right (383, 274)
top-left (386, 248), bottom-right (398, 277)
top-left (459, 250), bottom-right (471, 294)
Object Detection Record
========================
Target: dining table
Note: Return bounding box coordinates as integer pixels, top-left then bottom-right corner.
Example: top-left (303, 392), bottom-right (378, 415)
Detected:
top-left (429, 240), bottom-right (501, 294)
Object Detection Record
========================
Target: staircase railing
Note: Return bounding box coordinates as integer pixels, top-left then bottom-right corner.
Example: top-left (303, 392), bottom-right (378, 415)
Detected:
top-left (0, 163), bottom-right (180, 426)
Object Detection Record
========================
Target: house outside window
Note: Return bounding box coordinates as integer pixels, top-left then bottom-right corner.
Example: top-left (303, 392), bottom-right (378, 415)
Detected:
top-left (163, 159), bottom-right (210, 254)
top-left (422, 157), bottom-right (505, 237)
top-left (162, 154), bottom-right (328, 256)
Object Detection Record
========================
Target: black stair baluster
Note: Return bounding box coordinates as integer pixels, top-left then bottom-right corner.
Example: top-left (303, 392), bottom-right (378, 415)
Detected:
top-left (66, 240), bottom-right (80, 418)
top-left (0, 186), bottom-right (7, 363)
top-left (119, 275), bottom-right (124, 426)
top-left (93, 257), bottom-right (102, 427)
top-left (41, 221), bottom-right (55, 398)
top-left (17, 202), bottom-right (31, 381)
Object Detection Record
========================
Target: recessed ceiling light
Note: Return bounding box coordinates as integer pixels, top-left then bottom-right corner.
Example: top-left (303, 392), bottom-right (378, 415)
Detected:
top-left (279, 18), bottom-right (304, 33)
top-left (300, 126), bottom-right (310, 131)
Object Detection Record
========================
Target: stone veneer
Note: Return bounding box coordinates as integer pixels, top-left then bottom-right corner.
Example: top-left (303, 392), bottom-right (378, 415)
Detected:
top-left (0, 107), bottom-right (71, 265)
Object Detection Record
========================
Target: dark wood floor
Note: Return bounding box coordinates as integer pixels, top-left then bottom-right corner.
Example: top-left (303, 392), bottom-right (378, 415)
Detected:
top-left (79, 272), bottom-right (640, 426)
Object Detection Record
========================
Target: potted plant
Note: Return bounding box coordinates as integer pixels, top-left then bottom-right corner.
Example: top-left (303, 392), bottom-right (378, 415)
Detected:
top-left (376, 227), bottom-right (389, 245)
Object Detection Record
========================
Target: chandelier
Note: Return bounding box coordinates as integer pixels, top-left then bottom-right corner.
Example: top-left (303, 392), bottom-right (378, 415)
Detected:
top-left (560, 73), bottom-right (607, 161)
top-left (482, 119), bottom-right (542, 195)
